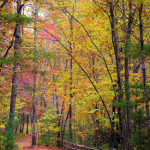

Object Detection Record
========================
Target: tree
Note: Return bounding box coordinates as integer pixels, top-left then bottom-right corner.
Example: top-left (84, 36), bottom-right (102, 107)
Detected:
top-left (6, 0), bottom-right (21, 149)
top-left (139, 3), bottom-right (150, 149)
top-left (32, 0), bottom-right (38, 146)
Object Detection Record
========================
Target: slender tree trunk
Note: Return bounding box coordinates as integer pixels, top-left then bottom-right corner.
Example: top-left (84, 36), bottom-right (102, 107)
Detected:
top-left (125, 1), bottom-right (133, 143)
top-left (15, 125), bottom-right (17, 134)
top-left (68, 104), bottom-right (73, 149)
top-left (15, 117), bottom-right (19, 134)
top-left (139, 4), bottom-right (150, 150)
top-left (20, 115), bottom-right (22, 133)
top-left (122, 0), bottom-right (133, 149)
top-left (95, 116), bottom-right (101, 149)
top-left (61, 105), bottom-right (70, 148)
top-left (52, 94), bottom-right (55, 113)
top-left (30, 114), bottom-right (33, 129)
top-left (21, 113), bottom-right (25, 133)
top-left (26, 114), bottom-right (29, 134)
top-left (111, 103), bottom-right (116, 149)
top-left (69, 14), bottom-right (73, 150)
top-left (109, 1), bottom-right (127, 149)
top-left (32, 1), bottom-right (37, 146)
top-left (60, 100), bottom-right (65, 147)
top-left (91, 57), bottom-right (102, 149)
top-left (61, 59), bottom-right (68, 147)
top-left (56, 95), bottom-right (61, 148)
top-left (6, 0), bottom-right (21, 149)
top-left (15, 125), bottom-right (18, 134)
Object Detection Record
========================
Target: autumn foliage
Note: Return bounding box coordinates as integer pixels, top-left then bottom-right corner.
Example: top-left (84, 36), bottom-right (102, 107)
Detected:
top-left (0, 0), bottom-right (150, 150)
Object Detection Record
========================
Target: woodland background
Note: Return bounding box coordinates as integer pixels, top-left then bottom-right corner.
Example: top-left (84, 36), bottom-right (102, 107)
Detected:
top-left (0, 0), bottom-right (150, 150)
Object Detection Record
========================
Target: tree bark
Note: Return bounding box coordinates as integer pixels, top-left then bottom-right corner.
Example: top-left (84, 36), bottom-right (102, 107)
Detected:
top-left (139, 4), bottom-right (150, 150)
top-left (32, 1), bottom-right (37, 146)
top-left (60, 60), bottom-right (68, 147)
top-left (6, 0), bottom-right (21, 149)
top-left (15, 117), bottom-right (19, 134)
top-left (122, 0), bottom-right (133, 149)
top-left (26, 114), bottom-right (29, 134)
top-left (61, 106), bottom-right (70, 148)
top-left (56, 94), bottom-right (61, 148)
top-left (21, 113), bottom-right (25, 133)
top-left (69, 13), bottom-right (73, 150)
top-left (109, 1), bottom-right (127, 149)
top-left (20, 115), bottom-right (22, 133)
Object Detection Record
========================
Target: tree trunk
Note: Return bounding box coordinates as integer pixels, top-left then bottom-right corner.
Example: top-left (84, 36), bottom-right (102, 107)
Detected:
top-left (61, 106), bottom-right (70, 147)
top-left (32, 1), bottom-right (37, 146)
top-left (20, 115), bottom-right (22, 133)
top-left (26, 114), bottom-right (29, 134)
top-left (139, 4), bottom-right (150, 150)
top-left (6, 0), bottom-right (21, 149)
top-left (30, 114), bottom-right (33, 129)
top-left (60, 60), bottom-right (68, 147)
top-left (21, 113), bottom-right (25, 133)
top-left (56, 95), bottom-right (61, 148)
top-left (69, 13), bottom-right (73, 150)
top-left (15, 117), bottom-right (19, 134)
top-left (109, 1), bottom-right (127, 149)
top-left (122, 0), bottom-right (133, 149)
top-left (91, 58), bottom-right (102, 149)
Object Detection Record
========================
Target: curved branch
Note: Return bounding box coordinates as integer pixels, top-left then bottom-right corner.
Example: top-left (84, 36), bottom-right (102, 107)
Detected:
top-left (0, 0), bottom-right (8, 9)
top-left (18, 4), bottom-right (24, 13)
top-left (64, 10), bottom-right (114, 83)
top-left (42, 28), bottom-right (113, 128)
top-left (0, 3), bottom-right (25, 72)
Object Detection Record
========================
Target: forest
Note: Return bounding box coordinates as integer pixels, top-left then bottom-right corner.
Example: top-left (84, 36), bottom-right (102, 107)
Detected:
top-left (0, 0), bottom-right (150, 150)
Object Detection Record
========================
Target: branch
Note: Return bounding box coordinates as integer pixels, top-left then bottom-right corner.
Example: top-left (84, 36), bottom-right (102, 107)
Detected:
top-left (0, 3), bottom-right (25, 72)
top-left (42, 28), bottom-right (112, 127)
top-left (0, 0), bottom-right (7, 9)
top-left (18, 4), bottom-right (24, 14)
top-left (0, 34), bottom-right (15, 72)
top-left (64, 10), bottom-right (114, 83)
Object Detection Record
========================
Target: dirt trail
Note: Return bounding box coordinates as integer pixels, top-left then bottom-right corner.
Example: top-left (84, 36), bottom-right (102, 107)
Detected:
top-left (16, 134), bottom-right (59, 150)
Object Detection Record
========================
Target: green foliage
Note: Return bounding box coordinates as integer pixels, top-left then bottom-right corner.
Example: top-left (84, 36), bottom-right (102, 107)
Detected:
top-left (113, 101), bottom-right (135, 108)
top-left (31, 69), bottom-right (38, 74)
top-left (37, 108), bottom-right (60, 146)
top-left (130, 83), bottom-right (144, 89)
top-left (40, 131), bottom-right (52, 146)
top-left (128, 43), bottom-right (150, 58)
top-left (53, 77), bottom-right (60, 83)
top-left (40, 70), bottom-right (46, 76)
top-left (64, 129), bottom-right (69, 139)
top-left (2, 121), bottom-right (16, 150)
top-left (43, 51), bottom-right (58, 60)
top-left (128, 110), bottom-right (148, 149)
top-left (144, 44), bottom-right (150, 56)
top-left (134, 97), bottom-right (145, 104)
top-left (129, 130), bottom-right (147, 150)
top-left (0, 12), bottom-right (32, 24)
top-left (90, 109), bottom-right (99, 114)
top-left (0, 56), bottom-right (20, 65)
top-left (133, 109), bottom-right (147, 125)
top-left (100, 144), bottom-right (109, 150)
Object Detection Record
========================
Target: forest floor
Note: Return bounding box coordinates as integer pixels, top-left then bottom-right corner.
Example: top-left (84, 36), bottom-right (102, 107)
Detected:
top-left (16, 133), bottom-right (60, 150)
